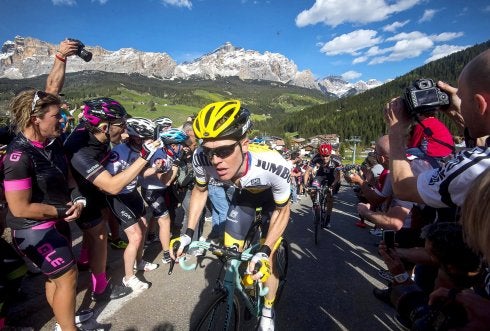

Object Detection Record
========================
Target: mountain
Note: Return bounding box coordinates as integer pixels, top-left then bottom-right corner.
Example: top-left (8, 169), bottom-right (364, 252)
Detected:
top-left (0, 36), bottom-right (381, 98)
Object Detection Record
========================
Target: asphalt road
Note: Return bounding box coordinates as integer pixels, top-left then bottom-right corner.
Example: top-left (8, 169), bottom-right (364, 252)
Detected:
top-left (6, 185), bottom-right (401, 331)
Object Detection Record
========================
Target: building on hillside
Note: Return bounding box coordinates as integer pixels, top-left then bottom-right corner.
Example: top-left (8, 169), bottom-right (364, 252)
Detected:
top-left (308, 134), bottom-right (340, 148)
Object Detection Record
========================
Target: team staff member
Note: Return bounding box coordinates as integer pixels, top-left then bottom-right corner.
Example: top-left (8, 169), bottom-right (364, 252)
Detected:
top-left (64, 98), bottom-right (161, 301)
top-left (172, 100), bottom-right (291, 331)
top-left (3, 90), bottom-right (85, 331)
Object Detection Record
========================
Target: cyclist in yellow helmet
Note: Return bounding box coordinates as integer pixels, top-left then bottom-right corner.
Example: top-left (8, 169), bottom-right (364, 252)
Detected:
top-left (173, 100), bottom-right (291, 331)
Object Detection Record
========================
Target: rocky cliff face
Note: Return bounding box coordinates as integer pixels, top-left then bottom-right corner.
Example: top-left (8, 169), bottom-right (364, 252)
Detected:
top-left (0, 36), bottom-right (382, 97)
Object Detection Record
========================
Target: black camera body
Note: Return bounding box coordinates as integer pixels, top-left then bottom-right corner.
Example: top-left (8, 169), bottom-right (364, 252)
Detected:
top-left (67, 38), bottom-right (92, 62)
top-left (404, 79), bottom-right (449, 116)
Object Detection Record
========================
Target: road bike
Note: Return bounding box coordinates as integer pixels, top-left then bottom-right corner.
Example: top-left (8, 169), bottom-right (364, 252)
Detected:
top-left (307, 185), bottom-right (328, 245)
top-left (179, 234), bottom-right (288, 330)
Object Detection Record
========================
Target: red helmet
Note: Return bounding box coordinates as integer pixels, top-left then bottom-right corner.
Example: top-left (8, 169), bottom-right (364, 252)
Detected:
top-left (318, 143), bottom-right (332, 156)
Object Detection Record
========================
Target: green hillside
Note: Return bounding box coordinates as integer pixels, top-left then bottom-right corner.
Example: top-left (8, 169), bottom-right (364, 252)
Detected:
top-left (0, 73), bottom-right (330, 126)
top-left (265, 40), bottom-right (490, 144)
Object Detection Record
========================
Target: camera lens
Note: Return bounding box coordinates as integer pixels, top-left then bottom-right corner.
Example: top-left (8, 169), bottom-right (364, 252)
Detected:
top-left (79, 49), bottom-right (92, 62)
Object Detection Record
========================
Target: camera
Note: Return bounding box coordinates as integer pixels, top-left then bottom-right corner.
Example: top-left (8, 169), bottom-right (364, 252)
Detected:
top-left (403, 79), bottom-right (449, 116)
top-left (383, 230), bottom-right (396, 249)
top-left (391, 284), bottom-right (468, 331)
top-left (67, 38), bottom-right (92, 62)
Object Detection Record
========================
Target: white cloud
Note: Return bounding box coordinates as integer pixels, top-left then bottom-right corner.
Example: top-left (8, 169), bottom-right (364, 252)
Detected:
top-left (419, 9), bottom-right (437, 22)
top-left (91, 0), bottom-right (108, 4)
top-left (320, 30), bottom-right (382, 55)
top-left (353, 56), bottom-right (368, 64)
top-left (365, 46), bottom-right (390, 56)
top-left (161, 0), bottom-right (192, 9)
top-left (382, 20), bottom-right (410, 32)
top-left (386, 31), bottom-right (426, 41)
top-left (341, 70), bottom-right (362, 80)
top-left (424, 44), bottom-right (471, 63)
top-left (295, 0), bottom-right (421, 27)
top-left (429, 32), bottom-right (464, 42)
top-left (52, 0), bottom-right (76, 5)
top-left (369, 37), bottom-right (433, 64)
top-left (484, 5), bottom-right (490, 12)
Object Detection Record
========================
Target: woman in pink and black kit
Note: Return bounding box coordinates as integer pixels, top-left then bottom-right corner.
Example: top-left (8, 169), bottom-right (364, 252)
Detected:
top-left (2, 90), bottom-right (85, 331)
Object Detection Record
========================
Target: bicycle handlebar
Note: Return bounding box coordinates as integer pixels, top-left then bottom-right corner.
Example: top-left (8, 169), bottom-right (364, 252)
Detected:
top-left (178, 241), bottom-right (254, 270)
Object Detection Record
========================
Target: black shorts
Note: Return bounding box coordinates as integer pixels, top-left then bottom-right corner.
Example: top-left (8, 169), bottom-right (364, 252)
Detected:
top-left (224, 189), bottom-right (275, 248)
top-left (75, 194), bottom-right (106, 230)
top-left (106, 191), bottom-right (145, 230)
top-left (12, 220), bottom-right (75, 278)
top-left (141, 188), bottom-right (169, 218)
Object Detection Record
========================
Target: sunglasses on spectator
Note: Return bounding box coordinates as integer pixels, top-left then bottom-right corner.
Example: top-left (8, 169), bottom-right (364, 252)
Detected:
top-left (202, 141), bottom-right (240, 159)
top-left (31, 91), bottom-right (49, 113)
top-left (110, 120), bottom-right (127, 127)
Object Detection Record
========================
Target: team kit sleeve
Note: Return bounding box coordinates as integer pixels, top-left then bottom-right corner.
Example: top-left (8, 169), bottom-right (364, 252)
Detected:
top-left (192, 149), bottom-right (210, 187)
top-left (416, 147), bottom-right (490, 208)
top-left (3, 150), bottom-right (33, 192)
top-left (70, 150), bottom-right (106, 183)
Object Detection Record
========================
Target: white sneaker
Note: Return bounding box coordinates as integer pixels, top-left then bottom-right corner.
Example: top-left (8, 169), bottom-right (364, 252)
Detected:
top-left (123, 275), bottom-right (149, 291)
top-left (54, 309), bottom-right (94, 330)
top-left (258, 308), bottom-right (275, 331)
top-left (134, 259), bottom-right (159, 271)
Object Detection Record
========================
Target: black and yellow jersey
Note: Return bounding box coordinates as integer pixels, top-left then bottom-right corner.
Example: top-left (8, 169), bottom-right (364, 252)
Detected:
top-left (192, 143), bottom-right (291, 207)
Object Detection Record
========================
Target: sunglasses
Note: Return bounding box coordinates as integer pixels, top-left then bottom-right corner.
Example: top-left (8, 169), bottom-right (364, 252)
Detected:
top-left (110, 120), bottom-right (127, 127)
top-left (202, 141), bottom-right (240, 159)
top-left (31, 90), bottom-right (48, 113)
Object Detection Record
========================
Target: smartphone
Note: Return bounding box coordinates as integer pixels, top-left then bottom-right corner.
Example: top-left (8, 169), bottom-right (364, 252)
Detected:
top-left (383, 230), bottom-right (396, 249)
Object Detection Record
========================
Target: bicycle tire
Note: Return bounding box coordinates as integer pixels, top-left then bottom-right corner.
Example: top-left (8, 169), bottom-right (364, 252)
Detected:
top-left (274, 238), bottom-right (289, 304)
top-left (192, 291), bottom-right (241, 331)
top-left (313, 205), bottom-right (320, 245)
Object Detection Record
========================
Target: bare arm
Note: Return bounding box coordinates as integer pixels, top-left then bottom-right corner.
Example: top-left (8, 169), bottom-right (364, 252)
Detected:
top-left (437, 81), bottom-right (465, 136)
top-left (6, 189), bottom-right (58, 220)
top-left (384, 97), bottom-right (425, 203)
top-left (357, 203), bottom-right (409, 230)
top-left (93, 157), bottom-right (149, 195)
top-left (45, 40), bottom-right (79, 95)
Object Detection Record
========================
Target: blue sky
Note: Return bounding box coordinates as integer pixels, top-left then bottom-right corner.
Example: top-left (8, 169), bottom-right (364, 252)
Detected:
top-left (1, 0), bottom-right (489, 82)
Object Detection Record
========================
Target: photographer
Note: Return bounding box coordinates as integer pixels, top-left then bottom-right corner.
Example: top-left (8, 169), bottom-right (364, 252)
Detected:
top-left (384, 49), bottom-right (490, 208)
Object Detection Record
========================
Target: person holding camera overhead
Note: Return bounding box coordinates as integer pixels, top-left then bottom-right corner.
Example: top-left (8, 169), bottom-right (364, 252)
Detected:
top-left (385, 50), bottom-right (490, 208)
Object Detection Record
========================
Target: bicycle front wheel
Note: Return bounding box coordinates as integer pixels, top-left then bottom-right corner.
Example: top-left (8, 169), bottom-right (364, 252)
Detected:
top-left (313, 205), bottom-right (320, 245)
top-left (192, 292), bottom-right (241, 331)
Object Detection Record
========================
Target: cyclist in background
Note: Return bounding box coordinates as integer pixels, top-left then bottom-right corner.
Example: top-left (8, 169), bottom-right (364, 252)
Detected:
top-left (141, 128), bottom-right (187, 264)
top-left (172, 100), bottom-right (291, 331)
top-left (304, 143), bottom-right (342, 229)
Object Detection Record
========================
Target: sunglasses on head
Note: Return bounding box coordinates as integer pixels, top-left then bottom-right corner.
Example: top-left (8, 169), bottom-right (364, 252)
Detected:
top-left (202, 141), bottom-right (240, 159)
top-left (31, 90), bottom-right (49, 113)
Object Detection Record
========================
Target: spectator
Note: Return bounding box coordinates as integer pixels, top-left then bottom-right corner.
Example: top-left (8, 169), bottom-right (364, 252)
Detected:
top-left (3, 90), bottom-right (85, 330)
top-left (385, 49), bottom-right (490, 209)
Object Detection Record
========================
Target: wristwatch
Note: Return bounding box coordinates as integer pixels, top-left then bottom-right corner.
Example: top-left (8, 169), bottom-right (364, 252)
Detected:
top-left (394, 272), bottom-right (410, 283)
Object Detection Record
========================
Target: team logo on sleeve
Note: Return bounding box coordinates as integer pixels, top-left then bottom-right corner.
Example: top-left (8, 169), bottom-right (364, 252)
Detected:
top-left (109, 151), bottom-right (120, 163)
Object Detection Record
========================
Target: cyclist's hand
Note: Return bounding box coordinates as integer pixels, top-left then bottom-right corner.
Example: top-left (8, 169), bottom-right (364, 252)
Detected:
top-left (248, 252), bottom-right (271, 283)
top-left (140, 140), bottom-right (161, 161)
top-left (169, 234), bottom-right (191, 260)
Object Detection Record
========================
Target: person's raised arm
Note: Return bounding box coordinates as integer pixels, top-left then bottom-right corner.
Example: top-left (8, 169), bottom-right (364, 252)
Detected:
top-left (437, 81), bottom-right (465, 136)
top-left (45, 39), bottom-right (79, 95)
top-left (384, 98), bottom-right (424, 203)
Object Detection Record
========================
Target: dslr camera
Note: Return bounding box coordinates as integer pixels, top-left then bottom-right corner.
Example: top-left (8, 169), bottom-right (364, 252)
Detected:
top-left (403, 78), bottom-right (449, 116)
top-left (67, 38), bottom-right (92, 62)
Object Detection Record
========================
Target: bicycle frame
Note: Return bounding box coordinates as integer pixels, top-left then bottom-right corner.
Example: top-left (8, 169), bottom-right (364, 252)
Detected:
top-left (179, 241), bottom-right (269, 329)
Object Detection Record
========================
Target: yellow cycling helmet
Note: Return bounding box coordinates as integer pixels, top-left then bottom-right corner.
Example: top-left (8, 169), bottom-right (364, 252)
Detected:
top-left (193, 100), bottom-right (252, 139)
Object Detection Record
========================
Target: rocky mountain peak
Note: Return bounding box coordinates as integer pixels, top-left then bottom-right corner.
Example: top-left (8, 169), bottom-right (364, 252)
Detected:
top-left (0, 36), bottom-right (383, 97)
